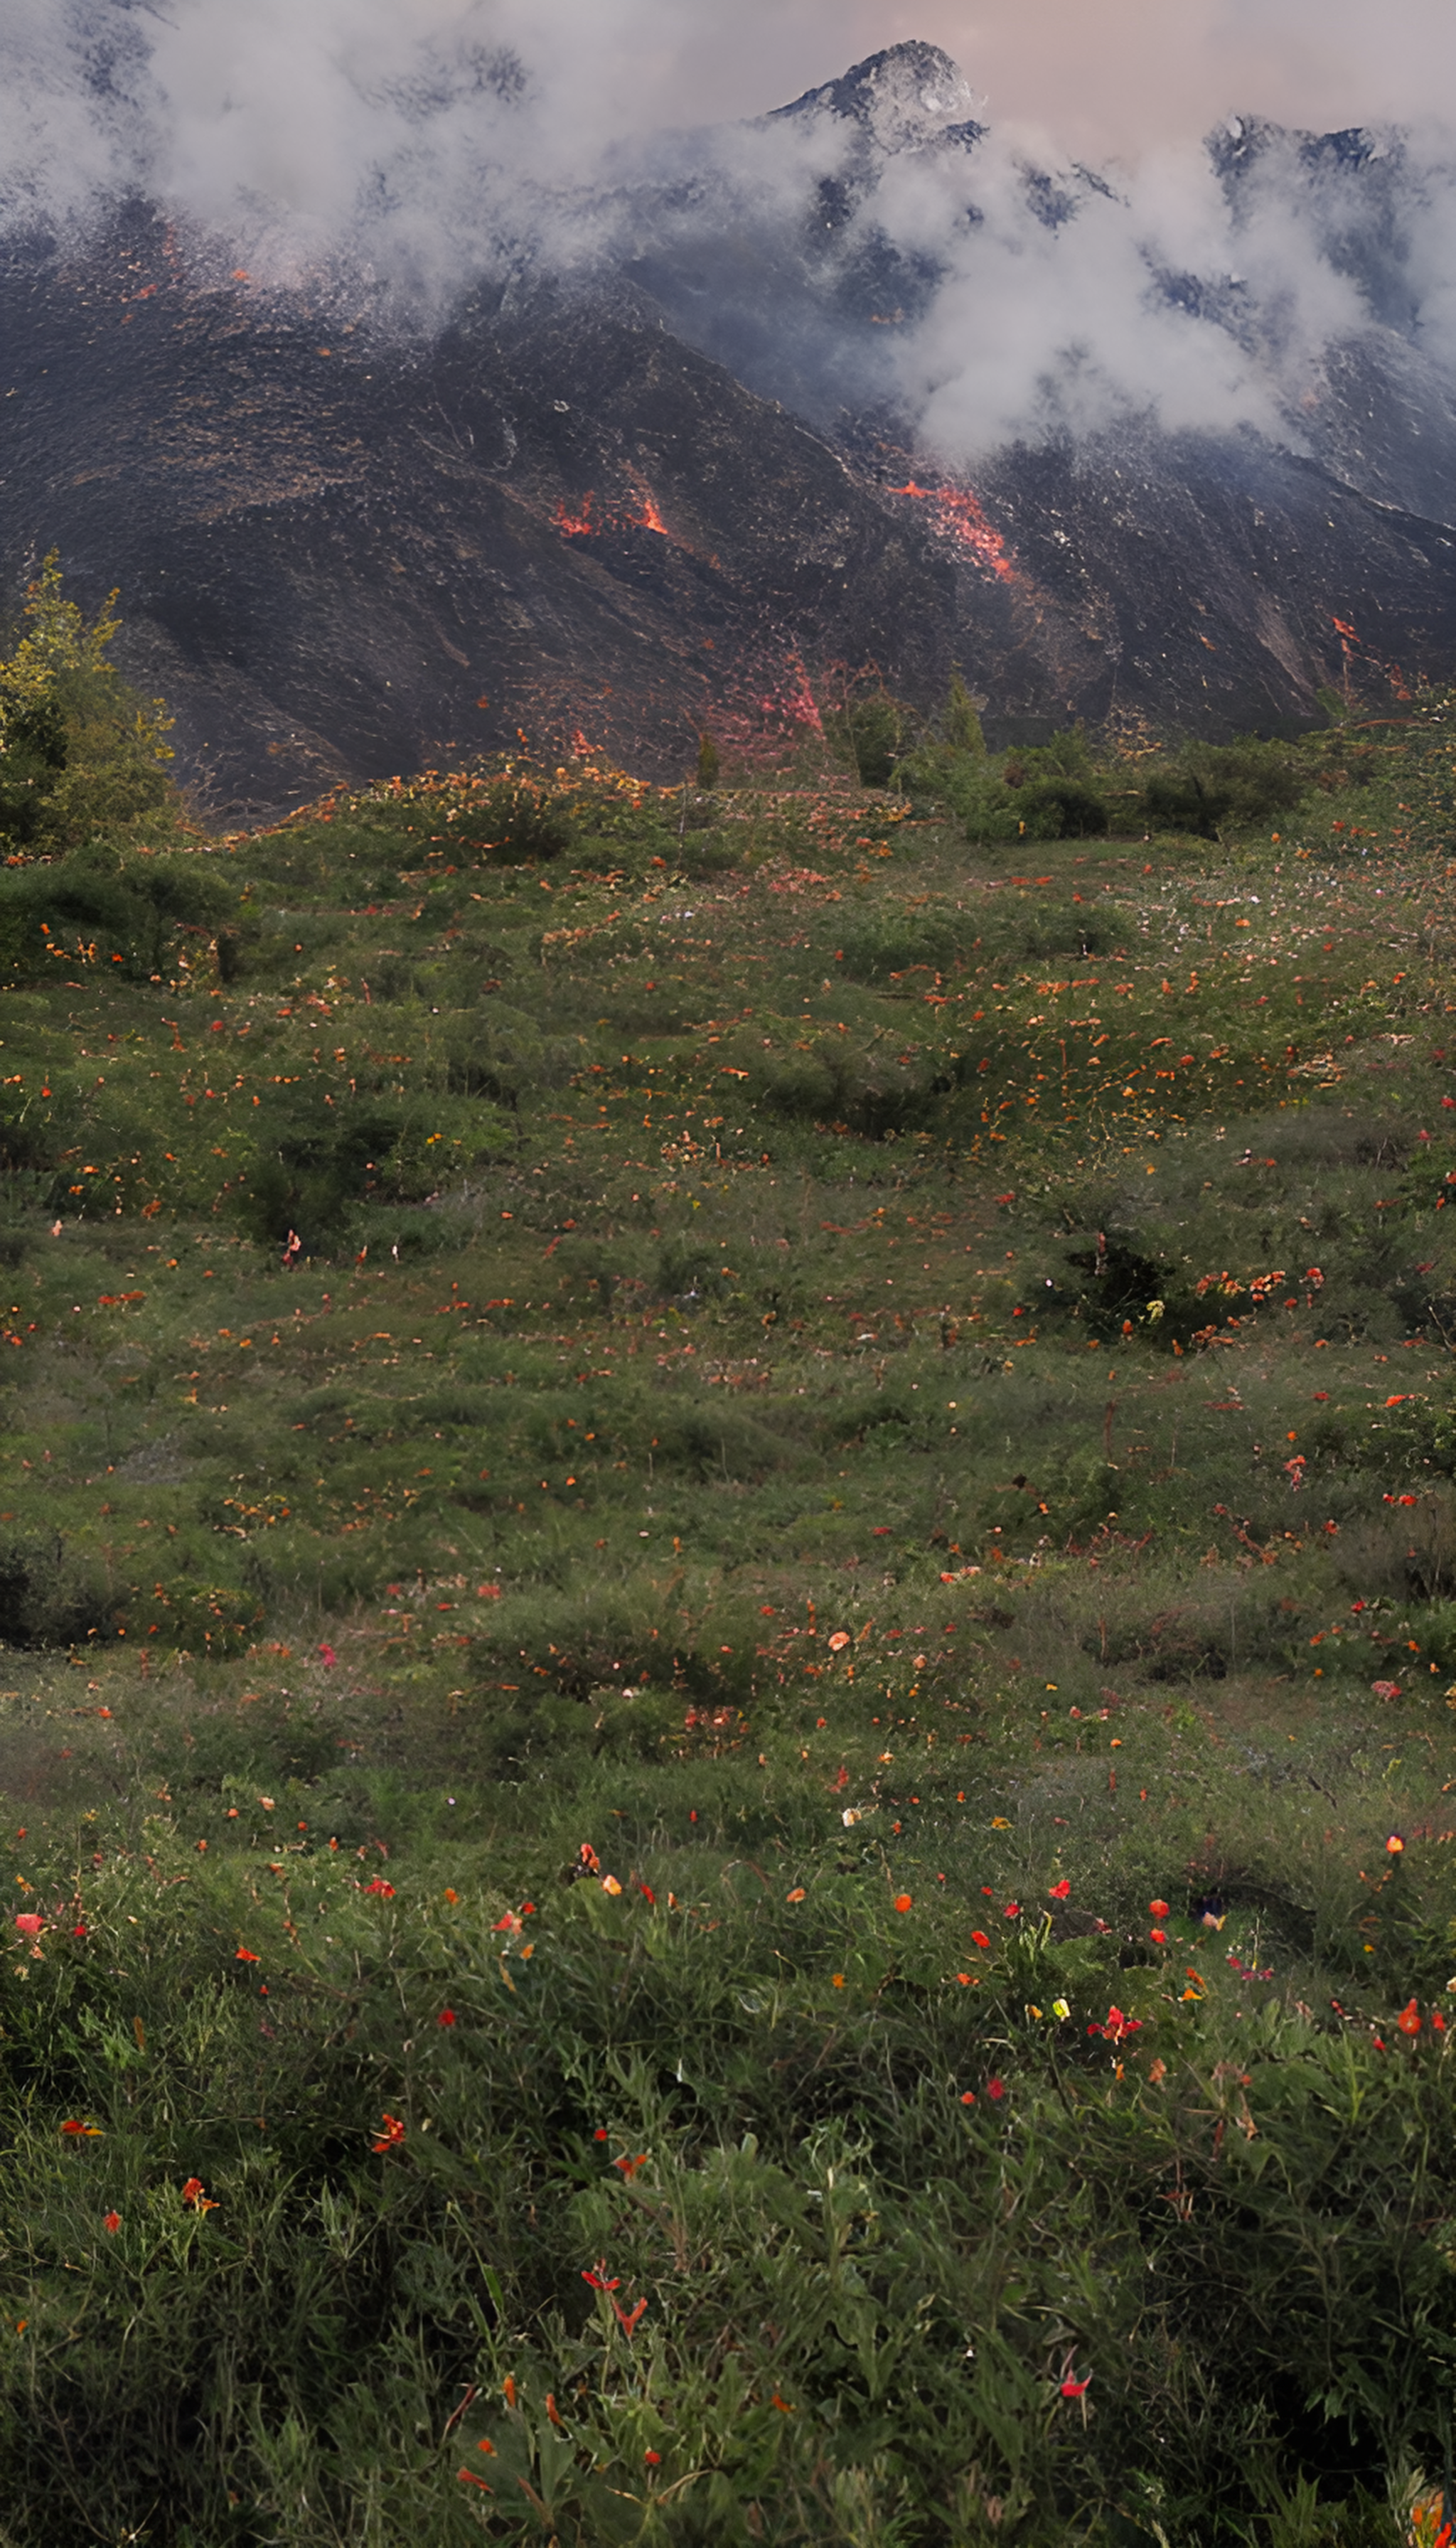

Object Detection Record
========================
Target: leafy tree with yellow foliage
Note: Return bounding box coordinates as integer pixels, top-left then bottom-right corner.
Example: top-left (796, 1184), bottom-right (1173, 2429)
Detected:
top-left (0, 553), bottom-right (176, 848)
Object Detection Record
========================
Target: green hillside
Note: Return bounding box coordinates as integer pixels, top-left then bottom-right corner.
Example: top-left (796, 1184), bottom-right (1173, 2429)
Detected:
top-left (2, 690), bottom-right (1456, 2546)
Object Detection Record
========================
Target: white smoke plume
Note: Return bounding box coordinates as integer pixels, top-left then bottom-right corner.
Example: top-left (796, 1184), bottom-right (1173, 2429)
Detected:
top-left (2, 1), bottom-right (1455, 475)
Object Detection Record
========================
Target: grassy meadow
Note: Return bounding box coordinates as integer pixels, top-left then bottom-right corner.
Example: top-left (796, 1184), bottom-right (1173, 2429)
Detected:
top-left (2, 705), bottom-right (1456, 2544)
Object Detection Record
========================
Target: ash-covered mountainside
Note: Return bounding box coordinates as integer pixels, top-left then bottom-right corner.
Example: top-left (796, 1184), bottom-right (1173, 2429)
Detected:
top-left (2, 41), bottom-right (1455, 814)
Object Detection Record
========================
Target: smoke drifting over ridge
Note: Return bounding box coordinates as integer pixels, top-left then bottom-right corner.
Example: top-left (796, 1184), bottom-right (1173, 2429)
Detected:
top-left (3, 2), bottom-right (1456, 473)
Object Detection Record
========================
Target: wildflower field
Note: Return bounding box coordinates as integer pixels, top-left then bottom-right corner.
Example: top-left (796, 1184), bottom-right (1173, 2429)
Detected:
top-left (4, 698), bottom-right (1456, 2544)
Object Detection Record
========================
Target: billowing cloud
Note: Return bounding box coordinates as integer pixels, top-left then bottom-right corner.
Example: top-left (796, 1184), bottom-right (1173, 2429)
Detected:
top-left (2, 2), bottom-right (1454, 470)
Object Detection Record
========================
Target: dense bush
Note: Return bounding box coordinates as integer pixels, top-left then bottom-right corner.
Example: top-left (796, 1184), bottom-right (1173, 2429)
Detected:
top-left (0, 555), bottom-right (176, 847)
top-left (1142, 736), bottom-right (1310, 837)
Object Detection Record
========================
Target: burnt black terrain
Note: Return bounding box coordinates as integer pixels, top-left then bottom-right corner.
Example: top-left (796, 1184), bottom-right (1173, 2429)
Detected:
top-left (3, 41), bottom-right (1455, 813)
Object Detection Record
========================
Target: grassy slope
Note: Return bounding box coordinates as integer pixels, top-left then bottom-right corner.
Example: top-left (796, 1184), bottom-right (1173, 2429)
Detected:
top-left (1, 723), bottom-right (1456, 2544)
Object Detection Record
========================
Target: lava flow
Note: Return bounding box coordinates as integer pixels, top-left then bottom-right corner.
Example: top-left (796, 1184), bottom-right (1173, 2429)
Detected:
top-left (554, 473), bottom-right (671, 540)
top-left (554, 493), bottom-right (599, 537)
top-left (892, 479), bottom-right (1017, 582)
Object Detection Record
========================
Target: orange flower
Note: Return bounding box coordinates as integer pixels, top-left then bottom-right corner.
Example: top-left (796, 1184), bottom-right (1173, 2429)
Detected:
top-left (235, 1946), bottom-right (259, 1963)
top-left (181, 2177), bottom-right (218, 2212)
top-left (828, 1630), bottom-right (850, 1651)
top-left (102, 2210), bottom-right (121, 2234)
top-left (893, 1893), bottom-right (913, 1913)
top-left (1149, 1899), bottom-right (1170, 1918)
top-left (372, 2112), bottom-right (406, 2153)
top-left (60, 2119), bottom-right (102, 2138)
top-left (786, 1887), bottom-right (806, 1903)
top-left (1397, 1998), bottom-right (1422, 2037)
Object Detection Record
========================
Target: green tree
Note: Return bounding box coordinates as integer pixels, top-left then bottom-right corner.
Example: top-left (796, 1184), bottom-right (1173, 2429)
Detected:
top-left (0, 553), bottom-right (176, 848)
top-left (697, 729), bottom-right (720, 789)
top-left (943, 670), bottom-right (986, 757)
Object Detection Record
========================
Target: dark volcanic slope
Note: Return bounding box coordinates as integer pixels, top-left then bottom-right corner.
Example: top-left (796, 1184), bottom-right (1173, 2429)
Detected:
top-left (0, 222), bottom-right (963, 814)
top-left (3, 185), bottom-right (1456, 813)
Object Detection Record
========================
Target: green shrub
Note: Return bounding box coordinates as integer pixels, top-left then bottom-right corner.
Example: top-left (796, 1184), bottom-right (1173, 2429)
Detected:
top-left (0, 555), bottom-right (176, 848)
top-left (1144, 736), bottom-right (1310, 837)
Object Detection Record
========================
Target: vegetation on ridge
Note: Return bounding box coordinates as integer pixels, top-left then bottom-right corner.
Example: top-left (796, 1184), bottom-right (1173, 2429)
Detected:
top-left (1, 577), bottom-right (1456, 2542)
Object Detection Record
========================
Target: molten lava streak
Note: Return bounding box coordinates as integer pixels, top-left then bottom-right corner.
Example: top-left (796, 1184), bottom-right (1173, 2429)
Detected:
top-left (892, 480), bottom-right (1016, 582)
top-left (554, 474), bottom-right (670, 540)
top-left (555, 494), bottom-right (599, 537)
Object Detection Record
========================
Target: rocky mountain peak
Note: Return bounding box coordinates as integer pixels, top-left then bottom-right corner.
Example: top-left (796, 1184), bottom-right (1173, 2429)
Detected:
top-left (773, 41), bottom-right (979, 151)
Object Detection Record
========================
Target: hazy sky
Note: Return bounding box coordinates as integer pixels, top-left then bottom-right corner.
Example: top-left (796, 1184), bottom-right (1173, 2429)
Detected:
top-left (483, 0), bottom-right (1456, 159)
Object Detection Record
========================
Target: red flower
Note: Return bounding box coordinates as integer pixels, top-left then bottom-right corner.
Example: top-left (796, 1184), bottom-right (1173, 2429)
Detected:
top-left (1149, 1899), bottom-right (1170, 1918)
top-left (1397, 1998), bottom-right (1422, 2037)
top-left (181, 2177), bottom-right (218, 2212)
top-left (970, 1929), bottom-right (991, 1949)
top-left (1061, 2376), bottom-right (1091, 2398)
top-left (102, 2210), bottom-right (121, 2235)
top-left (235, 1946), bottom-right (260, 1963)
top-left (1048, 1878), bottom-right (1071, 1899)
top-left (372, 2113), bottom-right (406, 2153)
top-left (60, 2119), bottom-right (101, 2138)
top-left (644, 2449), bottom-right (661, 2466)
top-left (1004, 1902), bottom-right (1021, 1919)
top-left (437, 2007), bottom-right (457, 2027)
top-left (1150, 1928), bottom-right (1167, 1945)
top-left (582, 2263), bottom-right (620, 2291)
top-left (893, 1893), bottom-right (914, 1913)
top-left (1090, 2005), bottom-right (1142, 2045)
top-left (960, 2089), bottom-right (976, 2104)
top-left (14, 1912), bottom-right (43, 1937)
top-left (986, 2077), bottom-right (1006, 2100)
top-left (364, 1878), bottom-right (395, 1897)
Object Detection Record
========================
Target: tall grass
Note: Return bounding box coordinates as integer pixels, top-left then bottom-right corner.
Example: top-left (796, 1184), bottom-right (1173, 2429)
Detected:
top-left (1, 709), bottom-right (1455, 2541)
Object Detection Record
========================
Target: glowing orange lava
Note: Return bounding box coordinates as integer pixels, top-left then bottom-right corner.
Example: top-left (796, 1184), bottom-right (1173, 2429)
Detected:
top-left (555, 494), bottom-right (598, 538)
top-left (555, 476), bottom-right (671, 541)
top-left (892, 480), bottom-right (1016, 582)
top-left (1331, 612), bottom-right (1411, 701)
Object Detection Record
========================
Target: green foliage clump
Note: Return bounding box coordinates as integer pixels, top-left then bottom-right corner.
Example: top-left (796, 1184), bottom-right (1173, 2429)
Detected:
top-left (0, 840), bottom-right (231, 984)
top-left (1143, 736), bottom-right (1310, 838)
top-left (823, 687), bottom-right (919, 788)
top-left (0, 555), bottom-right (176, 848)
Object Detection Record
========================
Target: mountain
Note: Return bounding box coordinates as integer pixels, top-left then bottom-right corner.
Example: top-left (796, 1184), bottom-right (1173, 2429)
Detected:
top-left (2, 42), bottom-right (1455, 815)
